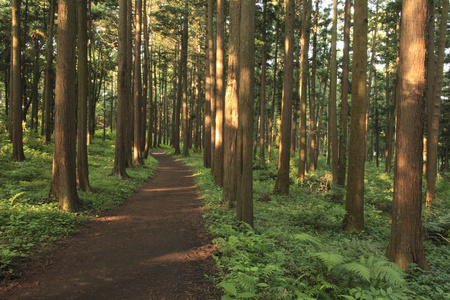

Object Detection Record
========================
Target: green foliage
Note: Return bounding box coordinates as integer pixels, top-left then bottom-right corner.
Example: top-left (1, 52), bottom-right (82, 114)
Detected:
top-left (0, 132), bottom-right (158, 275)
top-left (180, 152), bottom-right (449, 299)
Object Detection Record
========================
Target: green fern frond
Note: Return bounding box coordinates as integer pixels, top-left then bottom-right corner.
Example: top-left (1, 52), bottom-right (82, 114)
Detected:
top-left (312, 252), bottom-right (345, 271)
top-left (293, 233), bottom-right (321, 248)
top-left (341, 262), bottom-right (371, 282)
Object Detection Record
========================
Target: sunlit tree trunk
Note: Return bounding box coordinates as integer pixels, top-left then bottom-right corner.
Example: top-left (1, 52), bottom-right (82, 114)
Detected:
top-left (182, 0), bottom-right (190, 157)
top-left (330, 0), bottom-right (338, 185)
top-left (133, 0), bottom-right (144, 166)
top-left (77, 0), bottom-right (92, 192)
top-left (214, 0), bottom-right (224, 180)
top-left (267, 18), bottom-right (279, 163)
top-left (426, 0), bottom-right (449, 207)
top-left (258, 0), bottom-right (267, 165)
top-left (223, 0), bottom-right (240, 207)
top-left (343, 0), bottom-right (367, 233)
top-left (298, 0), bottom-right (311, 181)
top-left (236, 0), bottom-right (255, 226)
top-left (309, 0), bottom-right (319, 171)
top-left (50, 0), bottom-right (80, 211)
top-left (204, 0), bottom-right (213, 168)
top-left (142, 0), bottom-right (150, 158)
top-left (11, 0), bottom-right (25, 161)
top-left (386, 0), bottom-right (429, 271)
top-left (274, 0), bottom-right (295, 194)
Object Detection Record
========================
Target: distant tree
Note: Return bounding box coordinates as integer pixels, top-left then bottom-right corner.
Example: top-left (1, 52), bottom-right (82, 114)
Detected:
top-left (386, 0), bottom-right (429, 271)
top-left (309, 0), bottom-right (319, 171)
top-left (50, 0), bottom-right (80, 211)
top-left (236, 0), bottom-right (255, 226)
top-left (203, 0), bottom-right (212, 168)
top-left (330, 0), bottom-right (338, 185)
top-left (274, 0), bottom-right (295, 194)
top-left (336, 0), bottom-right (351, 186)
top-left (214, 0), bottom-right (224, 181)
top-left (258, 0), bottom-right (267, 165)
top-left (11, 0), bottom-right (24, 162)
top-left (426, 0), bottom-right (449, 206)
top-left (344, 0), bottom-right (367, 233)
top-left (43, 0), bottom-right (56, 142)
top-left (182, 0), bottom-right (189, 157)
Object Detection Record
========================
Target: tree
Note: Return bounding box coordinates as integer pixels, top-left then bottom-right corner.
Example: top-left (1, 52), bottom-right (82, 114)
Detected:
top-left (426, 0), bottom-right (449, 206)
top-left (203, 0), bottom-right (212, 168)
top-left (336, 0), bottom-right (351, 186)
top-left (182, 0), bottom-right (189, 157)
top-left (309, 0), bottom-right (319, 171)
top-left (258, 0), bottom-right (267, 165)
top-left (274, 0), bottom-right (295, 194)
top-left (330, 0), bottom-right (338, 185)
top-left (111, 0), bottom-right (130, 179)
top-left (236, 0), bottom-right (255, 226)
top-left (50, 0), bottom-right (80, 211)
top-left (133, 0), bottom-right (144, 166)
top-left (343, 0), bottom-right (367, 233)
top-left (386, 0), bottom-right (429, 271)
top-left (298, 0), bottom-right (311, 181)
top-left (77, 0), bottom-right (92, 192)
top-left (11, 0), bottom-right (25, 162)
top-left (214, 0), bottom-right (224, 179)
top-left (223, 0), bottom-right (240, 208)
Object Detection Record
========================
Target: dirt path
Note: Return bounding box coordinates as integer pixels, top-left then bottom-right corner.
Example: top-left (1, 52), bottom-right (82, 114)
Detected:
top-left (0, 150), bottom-right (219, 300)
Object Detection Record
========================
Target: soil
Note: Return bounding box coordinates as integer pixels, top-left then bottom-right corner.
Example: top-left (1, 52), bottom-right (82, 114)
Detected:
top-left (0, 150), bottom-right (220, 300)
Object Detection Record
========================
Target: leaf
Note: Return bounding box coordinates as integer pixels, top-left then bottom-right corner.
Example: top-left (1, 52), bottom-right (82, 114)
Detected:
top-left (237, 292), bottom-right (257, 298)
top-left (220, 282), bottom-right (238, 296)
top-left (341, 262), bottom-right (371, 282)
top-left (312, 252), bottom-right (345, 271)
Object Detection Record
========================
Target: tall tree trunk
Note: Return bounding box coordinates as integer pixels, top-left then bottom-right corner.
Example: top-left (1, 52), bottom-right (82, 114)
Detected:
top-left (385, 39), bottom-right (393, 173)
top-left (223, 0), bottom-right (240, 208)
top-left (214, 0), bottom-right (224, 180)
top-left (237, 0), bottom-right (255, 226)
top-left (133, 0), bottom-right (144, 166)
top-left (11, 0), bottom-right (25, 161)
top-left (182, 0), bottom-right (190, 157)
top-left (145, 47), bottom-right (153, 157)
top-left (50, 0), bottom-right (79, 211)
top-left (111, 0), bottom-right (130, 179)
top-left (43, 0), bottom-right (55, 142)
top-left (174, 44), bottom-right (182, 154)
top-left (330, 0), bottom-right (338, 185)
top-left (204, 0), bottom-right (212, 168)
top-left (336, 0), bottom-right (351, 186)
top-left (343, 0), bottom-right (367, 233)
top-left (31, 34), bottom-right (40, 133)
top-left (77, 0), bottom-right (92, 192)
top-left (125, 0), bottom-right (133, 166)
top-left (309, 0), bottom-right (319, 171)
top-left (426, 0), bottom-right (449, 207)
top-left (258, 0), bottom-right (267, 165)
top-left (386, 0), bottom-right (429, 271)
top-left (298, 0), bottom-right (311, 181)
top-left (267, 18), bottom-right (279, 163)
top-left (365, 0), bottom-right (379, 161)
top-left (142, 0), bottom-right (149, 158)
top-left (274, 0), bottom-right (295, 194)
top-left (374, 73), bottom-right (379, 167)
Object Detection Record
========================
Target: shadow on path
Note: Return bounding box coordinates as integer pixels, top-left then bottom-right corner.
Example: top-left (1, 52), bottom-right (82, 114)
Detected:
top-left (0, 150), bottom-right (219, 300)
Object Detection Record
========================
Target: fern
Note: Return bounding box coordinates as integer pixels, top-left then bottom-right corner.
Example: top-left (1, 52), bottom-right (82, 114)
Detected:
top-left (312, 252), bottom-right (345, 271)
top-left (340, 261), bottom-right (371, 282)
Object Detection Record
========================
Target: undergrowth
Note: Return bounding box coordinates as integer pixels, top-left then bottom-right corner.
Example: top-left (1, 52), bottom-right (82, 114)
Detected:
top-left (0, 131), bottom-right (158, 275)
top-left (178, 150), bottom-right (450, 300)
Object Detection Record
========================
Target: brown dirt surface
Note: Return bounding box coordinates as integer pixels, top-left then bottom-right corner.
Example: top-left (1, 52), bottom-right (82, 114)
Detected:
top-left (0, 150), bottom-right (221, 300)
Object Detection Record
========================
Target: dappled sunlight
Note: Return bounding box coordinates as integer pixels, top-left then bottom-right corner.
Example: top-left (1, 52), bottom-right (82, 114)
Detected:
top-left (95, 215), bottom-right (129, 222)
top-left (142, 186), bottom-right (197, 193)
top-left (144, 245), bottom-right (216, 265)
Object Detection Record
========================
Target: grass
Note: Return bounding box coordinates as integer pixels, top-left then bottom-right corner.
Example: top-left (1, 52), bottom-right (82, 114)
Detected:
top-left (0, 130), bottom-right (158, 275)
top-left (175, 149), bottom-right (450, 300)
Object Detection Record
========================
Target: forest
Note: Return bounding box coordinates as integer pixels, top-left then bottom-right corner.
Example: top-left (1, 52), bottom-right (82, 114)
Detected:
top-left (0, 0), bottom-right (449, 298)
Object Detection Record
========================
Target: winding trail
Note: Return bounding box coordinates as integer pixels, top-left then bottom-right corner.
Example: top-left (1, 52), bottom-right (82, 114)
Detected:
top-left (1, 150), bottom-right (218, 299)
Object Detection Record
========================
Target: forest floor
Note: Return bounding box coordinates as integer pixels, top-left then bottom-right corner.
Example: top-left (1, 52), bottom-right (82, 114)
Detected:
top-left (0, 150), bottom-right (220, 300)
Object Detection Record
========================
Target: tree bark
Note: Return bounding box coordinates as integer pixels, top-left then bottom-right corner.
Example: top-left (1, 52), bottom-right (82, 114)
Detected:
top-left (298, 0), bottom-right (311, 181)
top-left (204, 0), bottom-right (212, 168)
top-left (77, 0), bottom-right (92, 192)
top-left (223, 0), bottom-right (240, 208)
top-left (50, 0), bottom-right (80, 211)
top-left (111, 0), bottom-right (130, 179)
top-left (330, 0), bottom-right (338, 185)
top-left (43, 0), bottom-right (55, 141)
top-left (386, 0), bottom-right (429, 271)
top-left (258, 0), bottom-right (267, 165)
top-left (182, 0), bottom-right (190, 157)
top-left (274, 0), bottom-right (295, 194)
top-left (133, 0), bottom-right (144, 166)
top-left (214, 0), bottom-right (224, 179)
top-left (309, 0), bottom-right (319, 171)
top-left (11, 0), bottom-right (25, 162)
top-left (426, 0), bottom-right (449, 207)
top-left (237, 0), bottom-right (255, 226)
top-left (343, 0), bottom-right (367, 233)
top-left (336, 0), bottom-right (351, 186)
